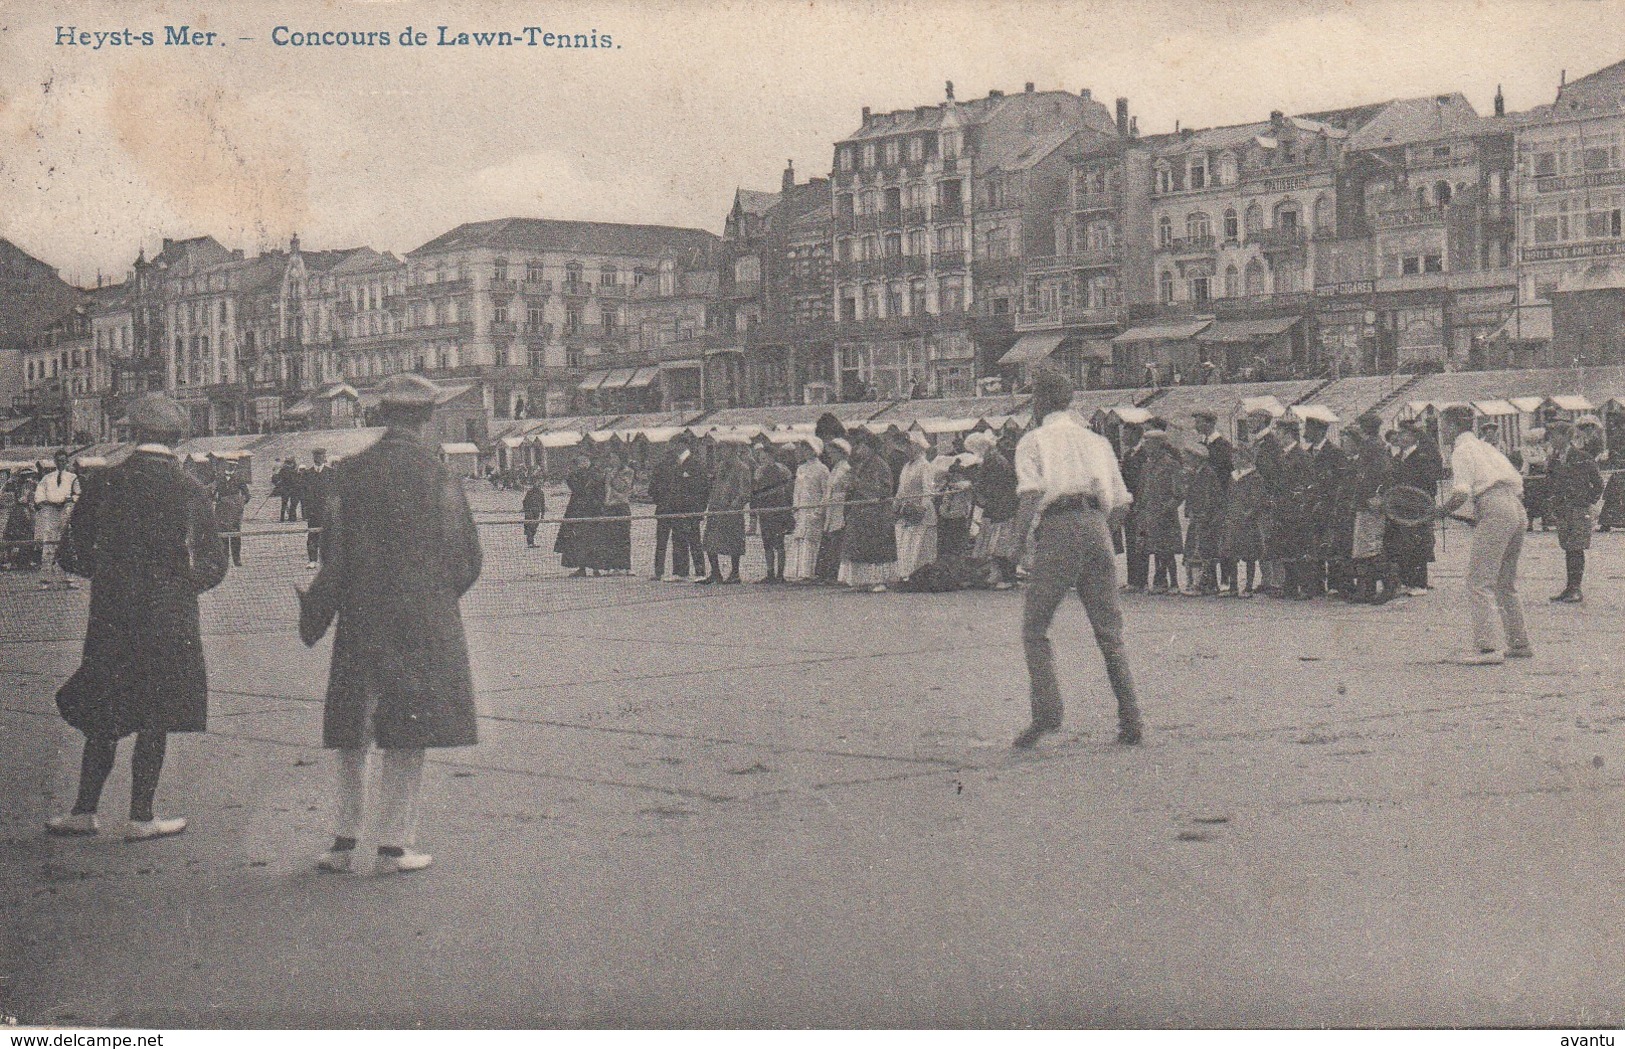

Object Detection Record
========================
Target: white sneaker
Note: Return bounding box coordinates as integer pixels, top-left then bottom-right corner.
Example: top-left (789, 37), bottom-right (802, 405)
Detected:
top-left (306, 561), bottom-right (318, 570)
top-left (375, 850), bottom-right (432, 875)
top-left (63, 580), bottom-right (80, 590)
top-left (316, 848), bottom-right (354, 873)
top-left (124, 816), bottom-right (187, 842)
top-left (44, 812), bottom-right (99, 836)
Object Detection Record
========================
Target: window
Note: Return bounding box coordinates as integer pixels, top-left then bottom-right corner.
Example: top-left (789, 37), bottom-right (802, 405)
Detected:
top-left (1190, 276), bottom-right (1211, 303)
top-left (907, 230), bottom-right (927, 256)
top-left (862, 143), bottom-right (876, 168)
top-left (884, 139), bottom-right (900, 167)
top-left (1157, 216), bottom-right (1173, 247)
top-left (1086, 221), bottom-right (1114, 251)
top-left (1245, 259), bottom-right (1266, 296)
top-left (1423, 254), bottom-right (1444, 274)
top-left (909, 280), bottom-right (928, 315)
top-left (1219, 153), bottom-right (1237, 185)
top-left (1224, 264), bottom-right (1239, 298)
top-left (1190, 158), bottom-right (1206, 189)
top-left (1435, 181), bottom-right (1452, 207)
top-left (934, 226), bottom-right (963, 253)
top-left (860, 190), bottom-right (879, 215)
top-left (1159, 271), bottom-right (1174, 304)
top-left (566, 261), bottom-right (583, 285)
top-left (861, 235), bottom-right (879, 260)
top-left (565, 306), bottom-right (583, 334)
top-left (1224, 208), bottom-right (1239, 241)
top-left (600, 266), bottom-right (617, 287)
top-left (838, 238), bottom-right (854, 262)
top-left (526, 261), bottom-right (544, 282)
top-left (863, 285), bottom-right (881, 319)
top-left (886, 283), bottom-right (904, 316)
top-left (1584, 146), bottom-right (1613, 172)
top-left (1402, 256), bottom-right (1421, 276)
top-left (939, 277), bottom-right (964, 313)
top-left (937, 179), bottom-right (962, 211)
top-left (940, 131), bottom-right (960, 158)
top-left (1585, 208), bottom-right (1623, 238)
top-left (884, 232), bottom-right (902, 257)
top-left (982, 228), bottom-right (1010, 259)
top-left (841, 296), bottom-right (857, 323)
top-left (527, 307), bottom-right (545, 328)
top-left (908, 136), bottom-right (924, 163)
top-left (219, 302), bottom-right (227, 324)
top-left (1245, 201), bottom-right (1263, 234)
top-left (839, 148), bottom-right (853, 172)
top-left (601, 307), bottom-right (617, 332)
top-left (1156, 166), bottom-right (1172, 194)
top-left (493, 306), bottom-right (508, 325)
top-left (1186, 212), bottom-right (1211, 243)
top-left (493, 259), bottom-right (508, 281)
top-left (837, 193), bottom-right (855, 217)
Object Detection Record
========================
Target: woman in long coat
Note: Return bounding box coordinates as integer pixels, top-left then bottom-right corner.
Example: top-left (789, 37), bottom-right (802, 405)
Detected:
top-left (701, 442), bottom-right (752, 583)
top-left (598, 454), bottom-right (635, 574)
top-left (48, 394), bottom-right (226, 840)
top-left (751, 444), bottom-right (796, 583)
top-left (1133, 434), bottom-right (1186, 593)
top-left (554, 452), bottom-right (604, 576)
top-left (299, 373), bottom-right (482, 873)
top-left (1221, 449), bottom-right (1267, 595)
top-left (839, 433), bottom-right (898, 592)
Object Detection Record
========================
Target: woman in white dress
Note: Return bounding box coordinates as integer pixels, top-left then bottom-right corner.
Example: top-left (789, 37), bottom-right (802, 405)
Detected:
top-left (893, 432), bottom-right (939, 580)
top-left (790, 439), bottom-right (830, 582)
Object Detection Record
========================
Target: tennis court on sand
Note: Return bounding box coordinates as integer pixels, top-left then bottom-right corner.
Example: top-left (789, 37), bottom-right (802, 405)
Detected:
top-left (3, 502), bottom-right (1625, 1027)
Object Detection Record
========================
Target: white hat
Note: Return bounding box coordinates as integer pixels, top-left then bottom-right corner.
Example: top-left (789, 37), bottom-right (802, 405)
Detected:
top-left (907, 431), bottom-right (931, 450)
top-left (830, 437), bottom-right (851, 455)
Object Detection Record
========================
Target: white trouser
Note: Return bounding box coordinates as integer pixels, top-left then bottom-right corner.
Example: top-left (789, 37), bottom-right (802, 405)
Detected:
top-left (334, 747), bottom-right (425, 848)
top-left (35, 504), bottom-right (69, 581)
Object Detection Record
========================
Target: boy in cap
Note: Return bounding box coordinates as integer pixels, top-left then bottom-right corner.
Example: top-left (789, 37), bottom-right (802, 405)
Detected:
top-left (1133, 425), bottom-right (1184, 595)
top-left (301, 372), bottom-right (482, 874)
top-left (48, 392), bottom-right (226, 841)
top-left (1221, 442), bottom-right (1265, 596)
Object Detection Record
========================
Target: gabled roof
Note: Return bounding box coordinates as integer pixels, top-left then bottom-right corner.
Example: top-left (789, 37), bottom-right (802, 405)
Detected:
top-left (329, 247), bottom-right (403, 276)
top-left (1554, 58), bottom-right (1625, 117)
top-left (409, 218), bottom-right (719, 267)
top-left (840, 89), bottom-right (1117, 143)
top-left (977, 127), bottom-right (1091, 174)
top-left (1343, 94), bottom-right (1481, 151)
top-left (300, 247), bottom-right (369, 273)
top-left (734, 189), bottom-right (780, 218)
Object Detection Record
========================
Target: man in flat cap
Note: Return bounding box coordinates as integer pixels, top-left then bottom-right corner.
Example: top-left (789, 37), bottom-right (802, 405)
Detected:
top-left (1191, 408), bottom-right (1233, 589)
top-left (48, 392), bottom-right (227, 841)
top-left (299, 372), bottom-right (482, 874)
top-left (1544, 419), bottom-right (1603, 603)
top-left (1009, 368), bottom-right (1143, 748)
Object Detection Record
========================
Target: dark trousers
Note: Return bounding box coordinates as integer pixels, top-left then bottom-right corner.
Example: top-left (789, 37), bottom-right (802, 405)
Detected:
top-left (1124, 519), bottom-right (1150, 589)
top-left (815, 528), bottom-right (845, 581)
top-left (1022, 507), bottom-right (1142, 733)
top-left (280, 496), bottom-right (299, 522)
top-left (523, 518), bottom-right (540, 547)
top-left (306, 525), bottom-right (324, 564)
top-left (656, 516), bottom-right (703, 577)
top-left (221, 534), bottom-right (241, 566)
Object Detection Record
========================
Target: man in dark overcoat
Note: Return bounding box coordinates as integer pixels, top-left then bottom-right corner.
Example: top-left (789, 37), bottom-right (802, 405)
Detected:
top-left (1192, 408), bottom-right (1234, 588)
top-left (47, 393), bottom-right (227, 842)
top-left (1545, 420), bottom-right (1604, 604)
top-left (651, 432), bottom-right (708, 580)
top-left (1300, 415), bottom-right (1346, 598)
top-left (301, 448), bottom-right (332, 569)
top-left (1384, 420), bottom-right (1445, 593)
top-left (299, 373), bottom-right (482, 875)
top-left (1247, 408), bottom-right (1286, 595)
top-left (1118, 421), bottom-right (1149, 593)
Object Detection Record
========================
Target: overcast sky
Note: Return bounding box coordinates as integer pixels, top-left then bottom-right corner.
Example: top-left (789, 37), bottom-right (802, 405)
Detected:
top-left (2, 0), bottom-right (1622, 284)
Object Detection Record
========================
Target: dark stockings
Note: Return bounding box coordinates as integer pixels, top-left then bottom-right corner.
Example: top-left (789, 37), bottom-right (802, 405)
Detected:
top-left (72, 732), bottom-right (168, 822)
top-left (1567, 550), bottom-right (1586, 592)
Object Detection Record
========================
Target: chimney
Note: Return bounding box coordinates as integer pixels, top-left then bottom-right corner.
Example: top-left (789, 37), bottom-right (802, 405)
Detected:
top-left (1115, 97), bottom-right (1129, 136)
top-left (988, 89), bottom-right (1003, 99)
top-left (162, 238), bottom-right (174, 252)
top-left (782, 159), bottom-right (795, 192)
top-left (861, 106), bottom-right (871, 124)
top-left (1024, 82), bottom-right (1035, 93)
top-left (1175, 119), bottom-right (1180, 133)
top-left (1081, 88), bottom-right (1092, 101)
top-left (945, 80), bottom-right (955, 102)
top-left (1494, 84), bottom-right (1505, 117)
top-left (1130, 116), bottom-right (1139, 138)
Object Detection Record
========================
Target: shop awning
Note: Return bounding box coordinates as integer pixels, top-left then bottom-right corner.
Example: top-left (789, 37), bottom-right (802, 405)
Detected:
top-left (1112, 320), bottom-right (1211, 344)
top-left (1194, 317), bottom-right (1299, 344)
top-left (625, 367), bottom-right (660, 389)
top-left (577, 370), bottom-right (610, 391)
top-left (0, 417), bottom-right (33, 434)
top-left (998, 331), bottom-right (1067, 366)
top-left (1472, 400), bottom-right (1518, 418)
top-left (599, 368), bottom-right (637, 390)
top-left (440, 442), bottom-right (480, 456)
top-left (1549, 394), bottom-right (1595, 412)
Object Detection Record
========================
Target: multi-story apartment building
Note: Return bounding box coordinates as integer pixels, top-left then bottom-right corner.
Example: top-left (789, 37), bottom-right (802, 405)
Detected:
top-left (1013, 102), bottom-right (1154, 389)
top-left (830, 82), bottom-right (1120, 400)
top-left (400, 218), bottom-right (718, 419)
top-left (1519, 60), bottom-right (1625, 365)
top-left (1315, 93), bottom-right (1519, 373)
top-left (711, 162), bottom-right (836, 408)
top-left (590, 258), bottom-right (715, 414)
top-left (328, 248), bottom-right (411, 382)
top-left (17, 302), bottom-right (92, 445)
top-left (0, 238), bottom-right (91, 434)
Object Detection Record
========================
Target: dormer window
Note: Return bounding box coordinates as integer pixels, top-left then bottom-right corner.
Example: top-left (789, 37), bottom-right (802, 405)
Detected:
top-left (884, 139), bottom-right (900, 166)
top-left (1190, 158), bottom-right (1207, 189)
top-left (839, 148), bottom-right (854, 172)
top-left (941, 131), bottom-right (961, 159)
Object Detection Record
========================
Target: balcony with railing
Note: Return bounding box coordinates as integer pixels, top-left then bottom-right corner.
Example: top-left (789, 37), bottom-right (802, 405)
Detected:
top-left (1164, 234), bottom-right (1217, 258)
top-left (1026, 244), bottom-right (1122, 273)
top-left (406, 320), bottom-right (474, 340)
top-left (405, 278), bottom-right (471, 296)
top-left (933, 200), bottom-right (965, 220)
top-left (930, 250), bottom-right (967, 272)
top-left (901, 207), bottom-right (929, 228)
top-left (521, 278), bottom-right (553, 295)
top-left (489, 278), bottom-right (520, 294)
top-left (596, 283), bottom-right (629, 299)
top-left (561, 280), bottom-right (592, 297)
top-left (1246, 226), bottom-right (1309, 253)
top-left (1073, 187), bottom-right (1124, 213)
top-left (1211, 292), bottom-right (1313, 317)
top-left (1013, 305), bottom-right (1127, 331)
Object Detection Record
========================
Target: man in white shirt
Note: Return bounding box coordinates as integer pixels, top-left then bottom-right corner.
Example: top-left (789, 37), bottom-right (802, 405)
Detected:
top-left (1435, 404), bottom-right (1531, 665)
top-left (1009, 369), bottom-right (1143, 748)
top-left (32, 449), bottom-right (80, 591)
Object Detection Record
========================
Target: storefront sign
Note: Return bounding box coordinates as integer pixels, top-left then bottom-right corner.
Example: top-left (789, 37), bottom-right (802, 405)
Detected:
top-left (1532, 170), bottom-right (1625, 194)
top-left (1260, 175), bottom-right (1310, 193)
top-left (1315, 280), bottom-right (1376, 297)
top-left (1522, 240), bottom-right (1625, 262)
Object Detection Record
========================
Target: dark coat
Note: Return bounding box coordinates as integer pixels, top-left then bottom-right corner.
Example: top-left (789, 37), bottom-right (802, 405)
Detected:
top-left (1269, 445), bottom-right (1316, 558)
top-left (214, 480), bottom-right (249, 532)
top-left (1385, 442), bottom-right (1445, 566)
top-left (521, 485), bottom-right (547, 520)
top-left (56, 451), bottom-right (227, 738)
top-left (1307, 440), bottom-right (1351, 554)
top-left (300, 466), bottom-right (333, 526)
top-left (1134, 449), bottom-right (1186, 555)
top-left (702, 457), bottom-right (753, 557)
top-left (842, 454), bottom-right (897, 565)
top-left (971, 451), bottom-right (1019, 523)
top-left (1548, 447), bottom-right (1604, 552)
top-left (751, 460), bottom-right (795, 539)
top-left (304, 430), bottom-right (481, 750)
top-left (1221, 469), bottom-right (1267, 561)
top-left (554, 464), bottom-right (604, 567)
top-left (1183, 462), bottom-right (1223, 560)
